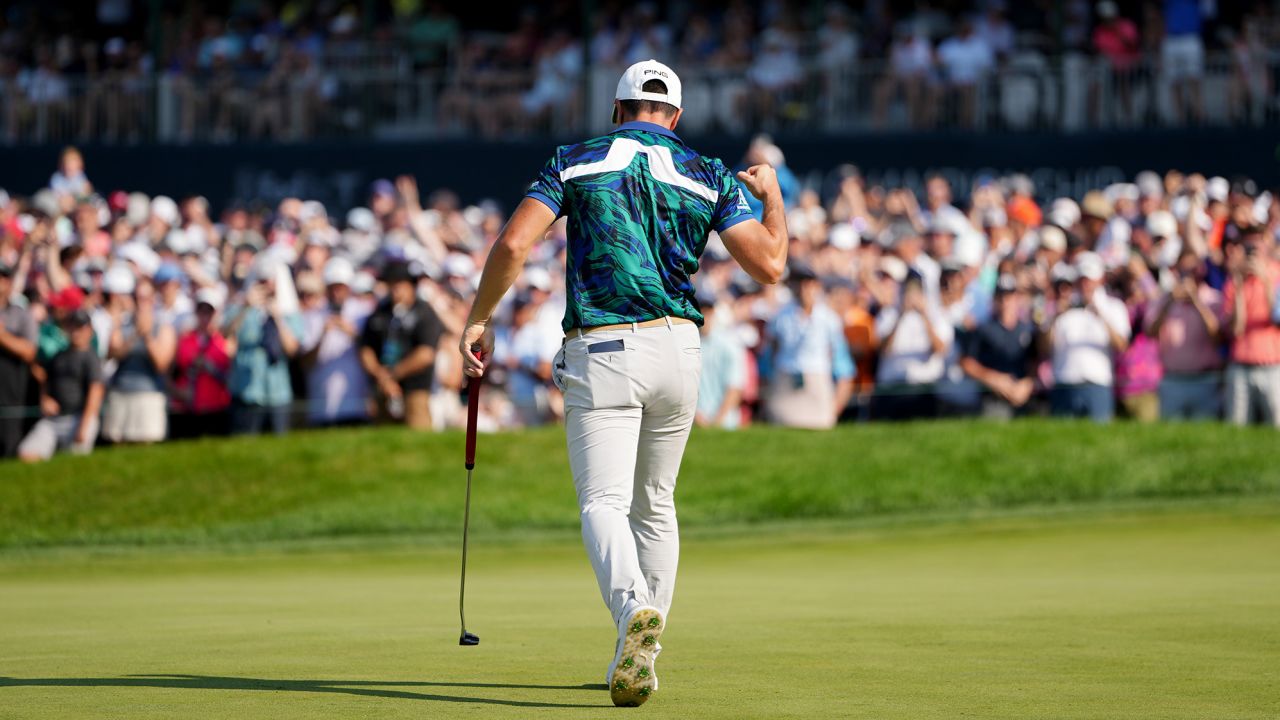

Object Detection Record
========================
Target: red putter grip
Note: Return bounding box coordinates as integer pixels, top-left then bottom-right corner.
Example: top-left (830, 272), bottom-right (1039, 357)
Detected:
top-left (464, 349), bottom-right (484, 470)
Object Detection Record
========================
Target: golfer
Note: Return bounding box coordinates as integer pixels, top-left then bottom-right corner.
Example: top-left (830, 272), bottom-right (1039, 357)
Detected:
top-left (460, 59), bottom-right (787, 707)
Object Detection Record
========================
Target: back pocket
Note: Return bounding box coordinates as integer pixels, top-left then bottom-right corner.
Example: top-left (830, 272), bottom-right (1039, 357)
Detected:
top-left (564, 337), bottom-right (633, 409)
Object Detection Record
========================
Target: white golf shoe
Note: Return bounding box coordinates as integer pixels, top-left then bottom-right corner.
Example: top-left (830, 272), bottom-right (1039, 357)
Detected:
top-left (606, 604), bottom-right (664, 707)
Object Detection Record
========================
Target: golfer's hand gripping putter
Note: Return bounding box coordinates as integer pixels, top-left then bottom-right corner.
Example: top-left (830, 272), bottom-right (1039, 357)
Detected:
top-left (459, 347), bottom-right (483, 647)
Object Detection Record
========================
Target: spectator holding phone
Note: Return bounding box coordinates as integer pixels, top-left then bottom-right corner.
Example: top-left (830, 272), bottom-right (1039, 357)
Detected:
top-left (1047, 252), bottom-right (1130, 422)
top-left (873, 271), bottom-right (953, 420)
top-left (224, 254), bottom-right (303, 435)
top-left (1222, 228), bottom-right (1280, 426)
top-left (1145, 249), bottom-right (1223, 420)
top-left (170, 287), bottom-right (232, 437)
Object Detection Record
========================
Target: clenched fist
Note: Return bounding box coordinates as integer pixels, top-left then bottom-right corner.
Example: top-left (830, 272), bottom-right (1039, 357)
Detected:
top-left (736, 164), bottom-right (779, 201)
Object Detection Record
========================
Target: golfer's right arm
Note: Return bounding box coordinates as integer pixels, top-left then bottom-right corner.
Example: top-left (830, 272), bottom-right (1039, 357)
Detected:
top-left (461, 198), bottom-right (557, 376)
top-left (720, 164), bottom-right (788, 285)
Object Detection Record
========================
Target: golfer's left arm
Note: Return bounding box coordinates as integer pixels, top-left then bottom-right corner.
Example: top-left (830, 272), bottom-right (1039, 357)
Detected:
top-left (461, 198), bottom-right (557, 376)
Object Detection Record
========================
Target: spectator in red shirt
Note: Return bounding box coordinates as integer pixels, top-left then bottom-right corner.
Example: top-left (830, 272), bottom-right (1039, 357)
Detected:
top-left (170, 287), bottom-right (232, 437)
top-left (1222, 229), bottom-right (1280, 426)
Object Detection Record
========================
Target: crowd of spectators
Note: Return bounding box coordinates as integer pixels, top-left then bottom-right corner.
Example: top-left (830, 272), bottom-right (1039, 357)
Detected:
top-left (2, 1), bottom-right (1276, 142)
top-left (3, 140), bottom-right (1280, 463)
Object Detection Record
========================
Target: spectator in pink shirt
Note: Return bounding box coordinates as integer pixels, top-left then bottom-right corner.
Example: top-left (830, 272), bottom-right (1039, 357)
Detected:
top-left (1145, 249), bottom-right (1223, 420)
top-left (1113, 264), bottom-right (1162, 421)
top-left (1222, 228), bottom-right (1280, 426)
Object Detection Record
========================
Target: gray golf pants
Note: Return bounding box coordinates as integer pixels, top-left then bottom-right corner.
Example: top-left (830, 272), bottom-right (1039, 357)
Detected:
top-left (553, 320), bottom-right (701, 625)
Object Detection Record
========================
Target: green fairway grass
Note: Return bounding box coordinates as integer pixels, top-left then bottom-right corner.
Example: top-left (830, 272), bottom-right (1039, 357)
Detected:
top-left (2, 506), bottom-right (1277, 719)
top-left (2, 420), bottom-right (1279, 549)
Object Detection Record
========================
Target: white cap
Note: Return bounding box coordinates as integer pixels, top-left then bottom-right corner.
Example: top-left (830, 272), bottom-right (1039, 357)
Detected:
top-left (352, 269), bottom-right (376, 294)
top-left (151, 195), bottom-right (180, 226)
top-left (1075, 251), bottom-right (1106, 281)
top-left (323, 257), bottom-right (355, 286)
top-left (1039, 225), bottom-right (1067, 253)
top-left (194, 286), bottom-right (224, 310)
top-left (615, 59), bottom-right (682, 109)
top-left (117, 242), bottom-right (161, 277)
top-left (1207, 176), bottom-right (1229, 203)
top-left (103, 263), bottom-right (137, 295)
top-left (1146, 210), bottom-right (1178, 240)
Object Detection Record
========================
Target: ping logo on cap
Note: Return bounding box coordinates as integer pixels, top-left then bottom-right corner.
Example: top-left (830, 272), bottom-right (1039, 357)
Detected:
top-left (643, 69), bottom-right (669, 78)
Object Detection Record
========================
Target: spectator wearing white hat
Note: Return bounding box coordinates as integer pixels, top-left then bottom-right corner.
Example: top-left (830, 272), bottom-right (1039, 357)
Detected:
top-left (102, 273), bottom-right (175, 444)
top-left (1047, 251), bottom-right (1130, 422)
top-left (171, 287), bottom-right (232, 438)
top-left (300, 257), bottom-right (371, 427)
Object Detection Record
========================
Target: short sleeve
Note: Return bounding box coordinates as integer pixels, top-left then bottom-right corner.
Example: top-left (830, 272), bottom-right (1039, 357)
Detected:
top-left (830, 324), bottom-right (856, 381)
top-left (414, 304), bottom-right (446, 349)
top-left (712, 162), bottom-right (755, 233)
top-left (526, 149), bottom-right (565, 217)
top-left (84, 352), bottom-right (104, 385)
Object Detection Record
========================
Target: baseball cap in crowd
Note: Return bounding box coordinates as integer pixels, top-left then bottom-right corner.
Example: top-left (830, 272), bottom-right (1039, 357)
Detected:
top-left (828, 223), bottom-right (860, 251)
top-left (1007, 195), bottom-right (1041, 227)
top-left (323, 257), bottom-right (355, 286)
top-left (382, 260), bottom-right (417, 284)
top-left (615, 59), bottom-right (682, 109)
top-left (1206, 176), bottom-right (1229, 203)
top-left (1048, 198), bottom-right (1081, 228)
top-left (151, 195), bottom-right (180, 226)
top-left (370, 179), bottom-right (396, 199)
top-left (1075, 251), bottom-right (1106, 281)
top-left (1146, 210), bottom-right (1179, 240)
top-left (994, 274), bottom-right (1020, 296)
top-left (1050, 262), bottom-right (1078, 285)
top-left (117, 242), bottom-right (162, 277)
top-left (108, 190), bottom-right (129, 214)
top-left (1038, 225), bottom-right (1067, 253)
top-left (695, 288), bottom-right (719, 309)
top-left (352, 270), bottom-right (376, 295)
top-left (346, 207), bottom-right (378, 233)
top-left (1135, 171), bottom-right (1163, 198)
top-left (1097, 0), bottom-right (1119, 19)
top-left (194, 287), bottom-right (224, 311)
top-left (154, 262), bottom-right (184, 284)
top-left (1081, 191), bottom-right (1113, 220)
top-left (103, 263), bottom-right (137, 295)
top-left (0, 261), bottom-right (14, 277)
top-left (65, 309), bottom-right (92, 328)
top-left (524, 266), bottom-right (553, 292)
top-left (879, 256), bottom-right (909, 282)
top-left (48, 285), bottom-right (85, 312)
top-left (786, 261), bottom-right (818, 283)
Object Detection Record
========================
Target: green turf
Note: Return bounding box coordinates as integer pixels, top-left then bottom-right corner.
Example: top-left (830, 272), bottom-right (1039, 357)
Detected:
top-left (2, 420), bottom-right (1279, 549)
top-left (2, 506), bottom-right (1277, 719)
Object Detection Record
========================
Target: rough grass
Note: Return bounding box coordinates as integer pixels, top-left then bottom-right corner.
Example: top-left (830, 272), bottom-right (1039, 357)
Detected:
top-left (2, 420), bottom-right (1278, 550)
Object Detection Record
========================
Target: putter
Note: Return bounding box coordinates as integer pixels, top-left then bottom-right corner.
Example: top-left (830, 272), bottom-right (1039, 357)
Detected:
top-left (459, 348), bottom-right (484, 647)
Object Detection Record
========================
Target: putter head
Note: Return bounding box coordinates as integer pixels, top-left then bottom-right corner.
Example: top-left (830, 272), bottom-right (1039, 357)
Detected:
top-left (459, 632), bottom-right (480, 646)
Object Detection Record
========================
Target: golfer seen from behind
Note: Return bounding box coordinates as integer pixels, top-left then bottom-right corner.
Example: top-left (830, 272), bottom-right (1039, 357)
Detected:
top-left (460, 59), bottom-right (788, 707)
